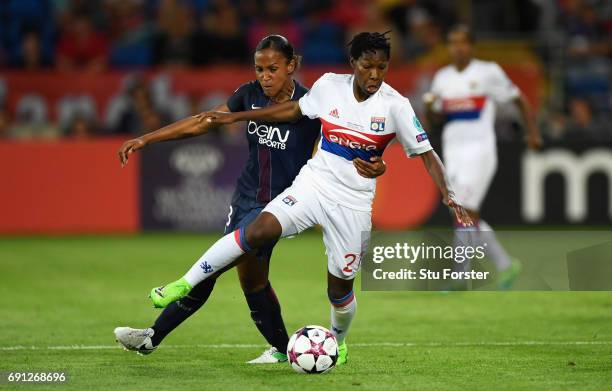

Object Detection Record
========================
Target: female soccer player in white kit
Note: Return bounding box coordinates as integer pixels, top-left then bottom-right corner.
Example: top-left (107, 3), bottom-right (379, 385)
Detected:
top-left (424, 25), bottom-right (542, 287)
top-left (147, 32), bottom-right (472, 365)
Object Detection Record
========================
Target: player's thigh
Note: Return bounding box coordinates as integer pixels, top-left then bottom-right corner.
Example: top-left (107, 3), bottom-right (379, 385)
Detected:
top-left (444, 146), bottom-right (497, 211)
top-left (320, 201), bottom-right (372, 281)
top-left (262, 174), bottom-right (322, 238)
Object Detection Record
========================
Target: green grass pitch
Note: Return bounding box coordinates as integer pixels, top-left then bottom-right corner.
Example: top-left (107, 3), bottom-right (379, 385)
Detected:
top-left (1, 232), bottom-right (611, 390)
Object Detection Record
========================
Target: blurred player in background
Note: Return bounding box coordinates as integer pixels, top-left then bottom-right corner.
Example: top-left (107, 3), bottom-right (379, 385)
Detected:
top-left (423, 25), bottom-right (542, 288)
top-left (113, 35), bottom-right (387, 362)
top-left (146, 31), bottom-right (472, 366)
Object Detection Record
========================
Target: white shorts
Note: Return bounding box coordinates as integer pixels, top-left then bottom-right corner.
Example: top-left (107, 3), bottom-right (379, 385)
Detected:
top-left (443, 144), bottom-right (497, 211)
top-left (263, 169), bottom-right (371, 280)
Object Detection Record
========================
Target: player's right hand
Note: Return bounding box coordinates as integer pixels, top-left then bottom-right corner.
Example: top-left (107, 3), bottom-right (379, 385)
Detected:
top-left (445, 193), bottom-right (473, 227)
top-left (196, 111), bottom-right (237, 125)
top-left (117, 138), bottom-right (146, 167)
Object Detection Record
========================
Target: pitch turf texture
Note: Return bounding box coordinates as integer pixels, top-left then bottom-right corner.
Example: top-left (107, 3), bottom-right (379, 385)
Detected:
top-left (1, 231), bottom-right (611, 391)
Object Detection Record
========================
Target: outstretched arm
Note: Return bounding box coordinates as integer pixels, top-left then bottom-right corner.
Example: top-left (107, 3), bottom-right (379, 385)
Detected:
top-left (117, 103), bottom-right (227, 167)
top-left (514, 93), bottom-right (542, 150)
top-left (203, 101), bottom-right (303, 125)
top-left (420, 150), bottom-right (472, 226)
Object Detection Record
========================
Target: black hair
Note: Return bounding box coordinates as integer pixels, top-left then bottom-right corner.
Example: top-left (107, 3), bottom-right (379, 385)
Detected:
top-left (255, 35), bottom-right (301, 70)
top-left (348, 31), bottom-right (391, 60)
top-left (447, 24), bottom-right (475, 43)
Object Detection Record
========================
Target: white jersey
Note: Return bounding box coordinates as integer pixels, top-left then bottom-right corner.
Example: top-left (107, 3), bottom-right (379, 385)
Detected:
top-left (430, 59), bottom-right (520, 151)
top-left (298, 73), bottom-right (432, 211)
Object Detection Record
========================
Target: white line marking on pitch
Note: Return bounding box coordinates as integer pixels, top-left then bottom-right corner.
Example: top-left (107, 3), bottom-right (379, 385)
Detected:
top-left (1, 341), bottom-right (611, 351)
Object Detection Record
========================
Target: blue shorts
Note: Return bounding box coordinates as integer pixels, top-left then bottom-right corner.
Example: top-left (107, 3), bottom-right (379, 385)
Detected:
top-left (224, 191), bottom-right (274, 261)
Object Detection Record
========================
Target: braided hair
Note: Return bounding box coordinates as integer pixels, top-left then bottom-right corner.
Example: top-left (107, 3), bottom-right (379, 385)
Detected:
top-left (347, 31), bottom-right (391, 60)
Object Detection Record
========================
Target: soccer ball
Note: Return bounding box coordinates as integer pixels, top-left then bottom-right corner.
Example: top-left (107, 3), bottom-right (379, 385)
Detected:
top-left (287, 325), bottom-right (338, 374)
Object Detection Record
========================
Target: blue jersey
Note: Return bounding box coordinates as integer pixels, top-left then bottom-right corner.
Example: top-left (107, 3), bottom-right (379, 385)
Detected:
top-left (227, 80), bottom-right (320, 205)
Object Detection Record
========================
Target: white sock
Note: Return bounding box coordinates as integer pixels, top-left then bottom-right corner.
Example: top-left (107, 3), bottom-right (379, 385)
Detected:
top-left (330, 291), bottom-right (356, 345)
top-left (453, 226), bottom-right (476, 274)
top-left (476, 220), bottom-right (511, 271)
top-left (183, 228), bottom-right (250, 286)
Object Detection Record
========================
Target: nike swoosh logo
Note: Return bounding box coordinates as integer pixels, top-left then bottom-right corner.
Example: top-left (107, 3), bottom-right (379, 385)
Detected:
top-left (251, 104), bottom-right (261, 109)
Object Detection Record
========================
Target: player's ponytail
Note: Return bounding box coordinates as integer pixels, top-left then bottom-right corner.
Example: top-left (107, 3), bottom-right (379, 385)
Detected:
top-left (255, 35), bottom-right (301, 74)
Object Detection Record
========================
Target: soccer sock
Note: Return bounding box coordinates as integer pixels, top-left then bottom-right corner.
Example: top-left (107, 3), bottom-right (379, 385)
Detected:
top-left (476, 220), bottom-right (512, 271)
top-left (244, 282), bottom-right (290, 354)
top-left (329, 290), bottom-right (357, 345)
top-left (183, 227), bottom-right (251, 287)
top-left (453, 220), bottom-right (511, 272)
top-left (453, 223), bottom-right (475, 274)
top-left (151, 279), bottom-right (216, 346)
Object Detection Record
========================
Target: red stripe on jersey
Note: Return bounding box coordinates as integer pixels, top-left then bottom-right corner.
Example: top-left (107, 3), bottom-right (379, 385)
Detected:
top-left (442, 95), bottom-right (487, 113)
top-left (256, 144), bottom-right (271, 203)
top-left (320, 118), bottom-right (396, 150)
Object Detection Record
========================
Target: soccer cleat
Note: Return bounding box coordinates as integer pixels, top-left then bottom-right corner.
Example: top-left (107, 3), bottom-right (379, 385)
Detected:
top-left (246, 347), bottom-right (288, 364)
top-left (498, 258), bottom-right (522, 290)
top-left (336, 342), bottom-right (348, 366)
top-left (114, 327), bottom-right (157, 355)
top-left (149, 277), bottom-right (192, 308)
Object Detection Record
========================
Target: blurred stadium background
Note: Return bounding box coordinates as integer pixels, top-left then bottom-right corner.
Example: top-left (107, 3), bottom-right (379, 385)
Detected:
top-left (1, 0), bottom-right (611, 234)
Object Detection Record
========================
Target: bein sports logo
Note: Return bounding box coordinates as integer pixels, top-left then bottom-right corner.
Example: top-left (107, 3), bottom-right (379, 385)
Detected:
top-left (248, 121), bottom-right (290, 150)
top-left (200, 261), bottom-right (214, 274)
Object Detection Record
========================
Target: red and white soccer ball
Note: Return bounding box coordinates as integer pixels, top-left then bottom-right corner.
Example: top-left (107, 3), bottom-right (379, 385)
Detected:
top-left (287, 325), bottom-right (338, 374)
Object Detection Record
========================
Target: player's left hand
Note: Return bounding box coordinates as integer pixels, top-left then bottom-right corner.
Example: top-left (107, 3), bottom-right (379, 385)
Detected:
top-left (353, 156), bottom-right (386, 178)
top-left (444, 193), bottom-right (473, 227)
top-left (526, 130), bottom-right (542, 150)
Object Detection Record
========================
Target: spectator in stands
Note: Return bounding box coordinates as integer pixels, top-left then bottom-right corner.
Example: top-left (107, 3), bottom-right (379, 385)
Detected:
top-left (152, 0), bottom-right (196, 68)
top-left (561, 0), bottom-right (611, 114)
top-left (106, 0), bottom-right (154, 68)
top-left (343, 1), bottom-right (402, 60)
top-left (67, 115), bottom-right (97, 139)
top-left (247, 0), bottom-right (302, 51)
top-left (13, 29), bottom-right (52, 70)
top-left (563, 0), bottom-right (611, 60)
top-left (563, 97), bottom-right (609, 141)
top-left (401, 7), bottom-right (446, 65)
top-left (56, 13), bottom-right (110, 72)
top-left (193, 0), bottom-right (249, 65)
top-left (115, 78), bottom-right (169, 135)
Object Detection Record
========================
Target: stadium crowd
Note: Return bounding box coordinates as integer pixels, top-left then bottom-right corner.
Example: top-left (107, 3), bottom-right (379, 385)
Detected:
top-left (0, 0), bottom-right (610, 141)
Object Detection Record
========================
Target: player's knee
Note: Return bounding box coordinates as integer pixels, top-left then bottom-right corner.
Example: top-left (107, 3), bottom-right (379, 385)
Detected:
top-left (245, 213), bottom-right (281, 248)
top-left (327, 288), bottom-right (355, 308)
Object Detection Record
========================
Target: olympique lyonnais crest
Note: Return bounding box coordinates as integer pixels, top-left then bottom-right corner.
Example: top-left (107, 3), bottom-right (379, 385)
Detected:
top-left (282, 195), bottom-right (298, 206)
top-left (370, 117), bottom-right (386, 132)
